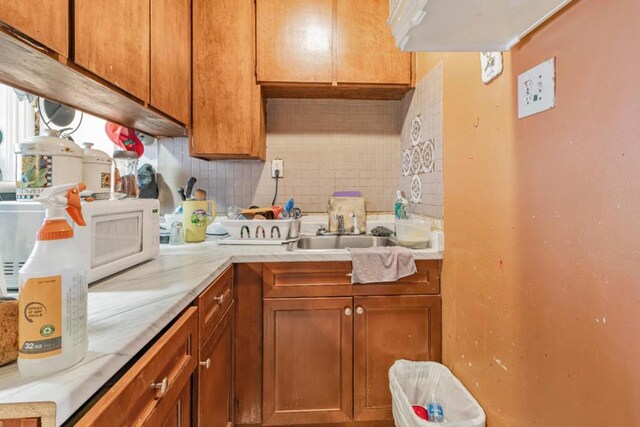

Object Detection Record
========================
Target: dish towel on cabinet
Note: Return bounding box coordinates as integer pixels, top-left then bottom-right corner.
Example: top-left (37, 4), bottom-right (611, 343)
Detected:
top-left (349, 246), bottom-right (417, 284)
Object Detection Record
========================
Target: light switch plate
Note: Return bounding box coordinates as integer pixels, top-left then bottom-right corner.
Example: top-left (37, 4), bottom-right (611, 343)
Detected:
top-left (518, 58), bottom-right (556, 119)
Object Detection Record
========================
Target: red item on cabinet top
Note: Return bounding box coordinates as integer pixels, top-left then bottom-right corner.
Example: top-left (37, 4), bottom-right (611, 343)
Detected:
top-left (105, 122), bottom-right (144, 157)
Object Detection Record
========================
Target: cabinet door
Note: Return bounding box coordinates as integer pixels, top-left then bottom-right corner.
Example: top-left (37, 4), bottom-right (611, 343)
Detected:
top-left (336, 0), bottom-right (411, 85)
top-left (74, 0), bottom-right (150, 102)
top-left (192, 0), bottom-right (265, 158)
top-left (198, 305), bottom-right (233, 427)
top-left (151, 0), bottom-right (191, 124)
top-left (77, 307), bottom-right (198, 426)
top-left (353, 295), bottom-right (442, 421)
top-left (156, 378), bottom-right (192, 427)
top-left (263, 298), bottom-right (353, 425)
top-left (256, 0), bottom-right (333, 83)
top-left (0, 0), bottom-right (68, 56)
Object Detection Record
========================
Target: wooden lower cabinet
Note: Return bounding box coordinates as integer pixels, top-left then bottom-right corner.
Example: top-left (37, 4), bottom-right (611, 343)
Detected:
top-left (72, 263), bottom-right (441, 427)
top-left (197, 305), bottom-right (234, 427)
top-left (77, 307), bottom-right (198, 426)
top-left (158, 378), bottom-right (192, 427)
top-left (263, 297), bottom-right (354, 425)
top-left (353, 296), bottom-right (442, 421)
top-left (260, 261), bottom-right (442, 426)
top-left (262, 295), bottom-right (441, 425)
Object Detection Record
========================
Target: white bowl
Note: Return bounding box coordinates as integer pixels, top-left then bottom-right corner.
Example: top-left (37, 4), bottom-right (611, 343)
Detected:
top-left (395, 219), bottom-right (430, 248)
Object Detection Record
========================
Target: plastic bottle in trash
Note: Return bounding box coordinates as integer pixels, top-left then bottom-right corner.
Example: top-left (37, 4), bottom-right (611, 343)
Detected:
top-left (427, 390), bottom-right (445, 423)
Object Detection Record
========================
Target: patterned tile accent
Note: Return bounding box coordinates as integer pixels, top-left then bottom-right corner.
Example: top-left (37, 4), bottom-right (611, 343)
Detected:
top-left (400, 62), bottom-right (444, 218)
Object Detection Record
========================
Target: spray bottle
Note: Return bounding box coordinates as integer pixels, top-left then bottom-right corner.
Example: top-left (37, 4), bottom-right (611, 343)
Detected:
top-left (395, 190), bottom-right (409, 220)
top-left (18, 183), bottom-right (88, 376)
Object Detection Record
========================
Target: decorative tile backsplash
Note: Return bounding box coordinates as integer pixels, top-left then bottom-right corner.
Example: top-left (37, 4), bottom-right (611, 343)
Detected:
top-left (158, 72), bottom-right (444, 220)
top-left (158, 99), bottom-right (401, 214)
top-left (400, 62), bottom-right (444, 218)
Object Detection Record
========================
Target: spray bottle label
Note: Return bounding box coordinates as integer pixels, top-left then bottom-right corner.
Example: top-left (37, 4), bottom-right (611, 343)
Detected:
top-left (18, 276), bottom-right (62, 359)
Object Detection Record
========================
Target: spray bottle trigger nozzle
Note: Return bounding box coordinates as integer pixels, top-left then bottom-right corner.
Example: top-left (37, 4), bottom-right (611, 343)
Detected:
top-left (66, 185), bottom-right (86, 226)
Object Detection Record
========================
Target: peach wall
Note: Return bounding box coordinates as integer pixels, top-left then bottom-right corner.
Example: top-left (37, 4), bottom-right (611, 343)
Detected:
top-left (419, 0), bottom-right (640, 425)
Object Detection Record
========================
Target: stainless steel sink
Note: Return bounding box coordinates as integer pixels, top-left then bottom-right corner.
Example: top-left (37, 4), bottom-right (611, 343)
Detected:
top-left (289, 235), bottom-right (397, 250)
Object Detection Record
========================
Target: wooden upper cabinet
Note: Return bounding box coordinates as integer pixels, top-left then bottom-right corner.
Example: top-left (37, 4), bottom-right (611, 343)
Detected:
top-left (256, 0), bottom-right (412, 99)
top-left (336, 0), bottom-right (411, 85)
top-left (192, 0), bottom-right (265, 159)
top-left (353, 296), bottom-right (442, 421)
top-left (74, 0), bottom-right (150, 102)
top-left (0, 0), bottom-right (69, 56)
top-left (263, 297), bottom-right (353, 425)
top-left (151, 0), bottom-right (191, 125)
top-left (256, 0), bottom-right (333, 84)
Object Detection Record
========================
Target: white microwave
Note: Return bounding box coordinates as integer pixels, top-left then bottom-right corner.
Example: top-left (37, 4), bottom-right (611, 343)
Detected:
top-left (0, 199), bottom-right (159, 291)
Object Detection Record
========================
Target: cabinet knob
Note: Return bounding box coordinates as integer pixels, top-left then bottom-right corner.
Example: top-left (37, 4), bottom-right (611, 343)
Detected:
top-left (200, 358), bottom-right (211, 369)
top-left (214, 293), bottom-right (225, 304)
top-left (356, 306), bottom-right (364, 315)
top-left (344, 307), bottom-right (353, 316)
top-left (151, 377), bottom-right (169, 396)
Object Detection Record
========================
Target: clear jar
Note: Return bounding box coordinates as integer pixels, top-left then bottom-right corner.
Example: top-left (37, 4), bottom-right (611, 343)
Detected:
top-left (112, 150), bottom-right (139, 198)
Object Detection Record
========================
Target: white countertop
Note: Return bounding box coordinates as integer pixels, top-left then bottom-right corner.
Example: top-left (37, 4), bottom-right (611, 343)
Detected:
top-left (0, 238), bottom-right (442, 425)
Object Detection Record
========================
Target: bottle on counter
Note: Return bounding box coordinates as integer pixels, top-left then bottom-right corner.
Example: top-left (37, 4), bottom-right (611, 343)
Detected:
top-left (18, 183), bottom-right (88, 376)
top-left (112, 150), bottom-right (139, 198)
top-left (395, 190), bottom-right (409, 220)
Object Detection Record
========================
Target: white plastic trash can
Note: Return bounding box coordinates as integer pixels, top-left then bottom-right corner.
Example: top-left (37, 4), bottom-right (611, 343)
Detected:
top-left (389, 360), bottom-right (486, 427)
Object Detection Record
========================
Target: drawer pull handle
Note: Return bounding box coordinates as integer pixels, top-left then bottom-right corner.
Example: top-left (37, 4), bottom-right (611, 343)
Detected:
top-left (344, 307), bottom-right (352, 316)
top-left (200, 358), bottom-right (211, 369)
top-left (214, 293), bottom-right (226, 304)
top-left (356, 306), bottom-right (364, 315)
top-left (151, 377), bottom-right (169, 396)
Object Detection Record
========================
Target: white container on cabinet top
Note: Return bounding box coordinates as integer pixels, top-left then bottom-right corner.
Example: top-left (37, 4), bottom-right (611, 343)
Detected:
top-left (388, 0), bottom-right (574, 52)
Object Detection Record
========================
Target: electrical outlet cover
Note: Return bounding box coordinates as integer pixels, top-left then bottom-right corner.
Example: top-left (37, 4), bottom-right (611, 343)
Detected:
top-left (271, 159), bottom-right (284, 178)
top-left (518, 58), bottom-right (556, 119)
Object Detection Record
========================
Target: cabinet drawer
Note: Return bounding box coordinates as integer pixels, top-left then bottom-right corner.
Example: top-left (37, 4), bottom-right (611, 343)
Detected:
top-left (77, 307), bottom-right (198, 427)
top-left (263, 260), bottom-right (440, 298)
top-left (197, 267), bottom-right (233, 342)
